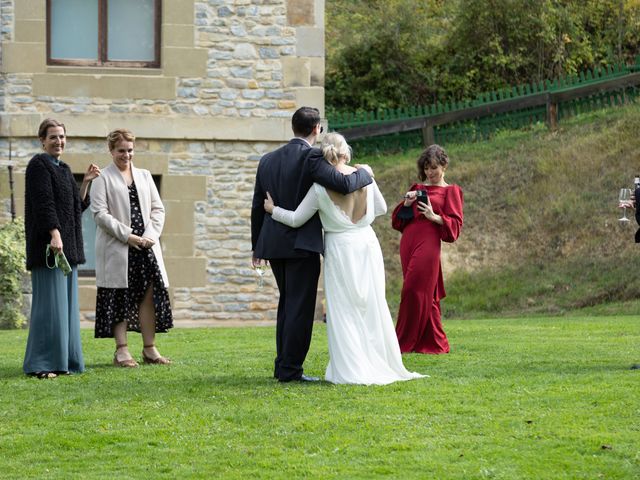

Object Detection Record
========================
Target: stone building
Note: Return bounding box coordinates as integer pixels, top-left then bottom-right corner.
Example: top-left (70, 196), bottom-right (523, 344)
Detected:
top-left (0, 0), bottom-right (325, 324)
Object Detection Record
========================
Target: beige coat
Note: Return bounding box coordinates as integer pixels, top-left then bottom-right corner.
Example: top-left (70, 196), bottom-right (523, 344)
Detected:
top-left (91, 163), bottom-right (169, 288)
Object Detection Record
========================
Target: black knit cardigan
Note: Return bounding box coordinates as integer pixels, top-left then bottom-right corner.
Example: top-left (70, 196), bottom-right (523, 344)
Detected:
top-left (24, 153), bottom-right (89, 270)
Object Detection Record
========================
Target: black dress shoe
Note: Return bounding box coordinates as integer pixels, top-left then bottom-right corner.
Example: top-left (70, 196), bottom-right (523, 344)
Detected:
top-left (631, 364), bottom-right (640, 370)
top-left (278, 374), bottom-right (320, 383)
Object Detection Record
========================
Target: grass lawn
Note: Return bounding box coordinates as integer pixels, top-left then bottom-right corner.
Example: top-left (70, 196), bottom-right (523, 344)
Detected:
top-left (0, 316), bottom-right (638, 479)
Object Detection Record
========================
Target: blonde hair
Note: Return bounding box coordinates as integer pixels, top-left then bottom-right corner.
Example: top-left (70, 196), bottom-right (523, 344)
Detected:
top-left (107, 128), bottom-right (135, 151)
top-left (321, 133), bottom-right (351, 166)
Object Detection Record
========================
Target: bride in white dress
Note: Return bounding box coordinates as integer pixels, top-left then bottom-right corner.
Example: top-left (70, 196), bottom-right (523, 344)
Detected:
top-left (264, 133), bottom-right (425, 385)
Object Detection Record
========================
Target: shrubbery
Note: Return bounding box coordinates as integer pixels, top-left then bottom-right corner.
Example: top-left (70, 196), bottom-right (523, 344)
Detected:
top-left (0, 219), bottom-right (26, 329)
top-left (326, 0), bottom-right (640, 112)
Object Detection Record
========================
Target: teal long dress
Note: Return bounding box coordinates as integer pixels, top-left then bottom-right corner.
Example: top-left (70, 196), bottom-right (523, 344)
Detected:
top-left (23, 266), bottom-right (84, 374)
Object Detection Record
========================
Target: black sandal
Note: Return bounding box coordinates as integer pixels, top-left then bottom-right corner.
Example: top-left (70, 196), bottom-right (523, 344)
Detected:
top-left (33, 371), bottom-right (58, 379)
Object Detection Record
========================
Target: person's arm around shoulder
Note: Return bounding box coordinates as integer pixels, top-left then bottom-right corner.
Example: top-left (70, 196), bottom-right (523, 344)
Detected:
top-left (306, 148), bottom-right (373, 194)
top-left (264, 186), bottom-right (320, 228)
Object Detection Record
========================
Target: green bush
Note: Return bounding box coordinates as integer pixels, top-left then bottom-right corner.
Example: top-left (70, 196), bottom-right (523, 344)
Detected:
top-left (0, 219), bottom-right (26, 329)
top-left (326, 0), bottom-right (640, 111)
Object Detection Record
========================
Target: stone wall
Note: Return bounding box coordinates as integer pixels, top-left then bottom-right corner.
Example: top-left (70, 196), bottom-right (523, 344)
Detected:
top-left (0, 0), bottom-right (326, 324)
top-left (1, 0), bottom-right (324, 117)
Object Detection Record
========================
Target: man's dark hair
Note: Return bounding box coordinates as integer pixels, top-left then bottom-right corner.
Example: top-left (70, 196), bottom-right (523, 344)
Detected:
top-left (291, 107), bottom-right (321, 137)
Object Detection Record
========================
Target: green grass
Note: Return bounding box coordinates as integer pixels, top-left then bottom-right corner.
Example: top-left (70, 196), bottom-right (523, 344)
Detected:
top-left (1, 320), bottom-right (639, 479)
top-left (444, 255), bottom-right (640, 318)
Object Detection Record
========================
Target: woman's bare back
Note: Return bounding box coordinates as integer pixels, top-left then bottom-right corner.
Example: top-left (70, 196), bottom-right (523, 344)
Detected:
top-left (326, 165), bottom-right (368, 223)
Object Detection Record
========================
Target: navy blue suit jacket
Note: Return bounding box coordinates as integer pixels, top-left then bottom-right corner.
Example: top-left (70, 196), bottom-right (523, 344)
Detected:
top-left (251, 138), bottom-right (373, 259)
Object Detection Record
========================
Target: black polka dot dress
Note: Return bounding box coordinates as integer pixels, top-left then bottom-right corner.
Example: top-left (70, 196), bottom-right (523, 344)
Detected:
top-left (94, 182), bottom-right (173, 338)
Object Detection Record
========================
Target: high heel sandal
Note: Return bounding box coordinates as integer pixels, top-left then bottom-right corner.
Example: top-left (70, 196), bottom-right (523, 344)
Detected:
top-left (113, 343), bottom-right (139, 368)
top-left (142, 344), bottom-right (171, 365)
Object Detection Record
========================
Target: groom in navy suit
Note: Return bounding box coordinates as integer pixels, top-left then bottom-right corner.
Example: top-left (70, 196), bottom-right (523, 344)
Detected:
top-left (251, 107), bottom-right (373, 382)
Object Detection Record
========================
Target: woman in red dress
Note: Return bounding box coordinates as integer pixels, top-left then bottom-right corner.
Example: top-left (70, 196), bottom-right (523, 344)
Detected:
top-left (391, 145), bottom-right (463, 353)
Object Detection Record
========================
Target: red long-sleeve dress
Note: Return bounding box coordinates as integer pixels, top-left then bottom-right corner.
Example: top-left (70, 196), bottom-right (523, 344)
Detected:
top-left (391, 183), bottom-right (464, 354)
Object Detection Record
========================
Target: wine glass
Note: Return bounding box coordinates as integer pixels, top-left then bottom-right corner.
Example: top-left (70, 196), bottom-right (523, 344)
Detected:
top-left (254, 263), bottom-right (268, 288)
top-left (618, 188), bottom-right (632, 223)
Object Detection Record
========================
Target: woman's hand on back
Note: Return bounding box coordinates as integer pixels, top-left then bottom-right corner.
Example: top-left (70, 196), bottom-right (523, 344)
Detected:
top-left (264, 192), bottom-right (275, 214)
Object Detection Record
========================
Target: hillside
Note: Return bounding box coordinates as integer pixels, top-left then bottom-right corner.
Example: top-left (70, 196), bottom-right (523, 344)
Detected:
top-left (365, 103), bottom-right (640, 318)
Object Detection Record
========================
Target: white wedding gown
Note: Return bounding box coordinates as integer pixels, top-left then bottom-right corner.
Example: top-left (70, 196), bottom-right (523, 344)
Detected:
top-left (271, 181), bottom-right (426, 385)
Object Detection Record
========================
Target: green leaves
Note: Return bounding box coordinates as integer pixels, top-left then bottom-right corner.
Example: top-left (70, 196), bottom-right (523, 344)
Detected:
top-left (0, 219), bottom-right (27, 329)
top-left (326, 0), bottom-right (640, 112)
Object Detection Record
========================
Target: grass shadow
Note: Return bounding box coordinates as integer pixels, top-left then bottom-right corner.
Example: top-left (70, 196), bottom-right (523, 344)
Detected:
top-left (0, 366), bottom-right (25, 379)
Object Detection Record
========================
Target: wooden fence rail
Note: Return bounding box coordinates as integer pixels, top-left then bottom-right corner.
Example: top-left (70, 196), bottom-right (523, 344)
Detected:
top-left (337, 72), bottom-right (640, 147)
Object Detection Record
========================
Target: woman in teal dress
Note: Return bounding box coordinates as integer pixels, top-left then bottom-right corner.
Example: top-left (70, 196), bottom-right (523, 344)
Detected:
top-left (23, 118), bottom-right (100, 378)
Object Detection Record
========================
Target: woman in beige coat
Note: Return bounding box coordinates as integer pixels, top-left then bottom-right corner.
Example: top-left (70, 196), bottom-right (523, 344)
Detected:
top-left (91, 128), bottom-right (173, 367)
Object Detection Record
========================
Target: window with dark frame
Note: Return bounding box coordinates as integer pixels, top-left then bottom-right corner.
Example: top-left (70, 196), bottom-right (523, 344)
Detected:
top-left (47, 0), bottom-right (161, 68)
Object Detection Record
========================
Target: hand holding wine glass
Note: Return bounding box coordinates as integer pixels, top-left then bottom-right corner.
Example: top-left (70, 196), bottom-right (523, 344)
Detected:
top-left (251, 257), bottom-right (269, 288)
top-left (618, 188), bottom-right (632, 223)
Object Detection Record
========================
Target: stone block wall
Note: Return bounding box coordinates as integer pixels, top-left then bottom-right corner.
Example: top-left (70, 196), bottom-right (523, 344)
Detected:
top-left (0, 0), bottom-right (324, 118)
top-left (0, 0), bottom-right (326, 324)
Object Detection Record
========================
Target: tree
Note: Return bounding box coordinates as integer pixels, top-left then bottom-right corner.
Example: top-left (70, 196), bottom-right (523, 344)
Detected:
top-left (325, 0), bottom-right (451, 111)
top-left (325, 0), bottom-right (640, 112)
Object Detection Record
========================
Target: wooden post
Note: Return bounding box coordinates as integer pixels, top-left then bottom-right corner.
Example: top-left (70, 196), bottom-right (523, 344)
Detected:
top-left (546, 94), bottom-right (558, 131)
top-left (422, 122), bottom-right (435, 147)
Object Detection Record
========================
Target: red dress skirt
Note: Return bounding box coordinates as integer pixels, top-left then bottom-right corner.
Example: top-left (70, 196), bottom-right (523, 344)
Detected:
top-left (391, 184), bottom-right (463, 353)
